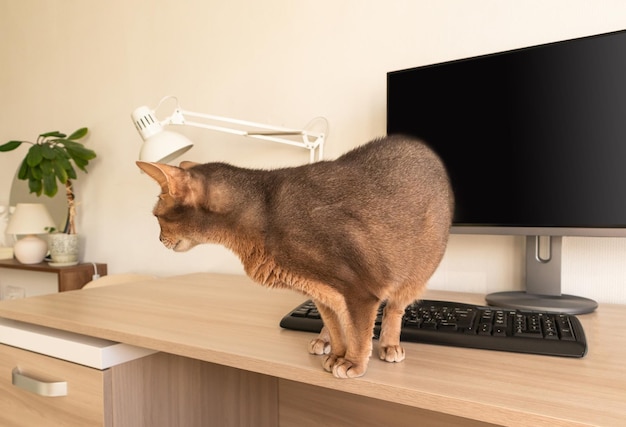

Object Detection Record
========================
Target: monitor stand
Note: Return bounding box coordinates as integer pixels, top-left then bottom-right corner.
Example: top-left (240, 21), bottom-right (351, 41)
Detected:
top-left (485, 236), bottom-right (598, 314)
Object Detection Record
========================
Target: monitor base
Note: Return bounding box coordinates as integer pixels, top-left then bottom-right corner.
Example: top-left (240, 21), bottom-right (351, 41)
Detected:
top-left (485, 291), bottom-right (598, 314)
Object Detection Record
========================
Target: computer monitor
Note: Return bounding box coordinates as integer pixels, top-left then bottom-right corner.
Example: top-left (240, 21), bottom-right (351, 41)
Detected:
top-left (387, 29), bottom-right (626, 314)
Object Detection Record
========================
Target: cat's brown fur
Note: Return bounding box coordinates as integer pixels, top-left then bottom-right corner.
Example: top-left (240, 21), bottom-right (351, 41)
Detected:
top-left (137, 134), bottom-right (453, 378)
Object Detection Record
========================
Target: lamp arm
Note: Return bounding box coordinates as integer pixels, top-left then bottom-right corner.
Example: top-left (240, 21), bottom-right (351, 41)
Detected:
top-left (137, 95), bottom-right (326, 163)
top-left (181, 110), bottom-right (306, 134)
top-left (174, 108), bottom-right (325, 162)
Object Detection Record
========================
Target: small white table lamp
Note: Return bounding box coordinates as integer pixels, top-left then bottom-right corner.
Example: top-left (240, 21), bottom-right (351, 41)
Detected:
top-left (6, 203), bottom-right (56, 264)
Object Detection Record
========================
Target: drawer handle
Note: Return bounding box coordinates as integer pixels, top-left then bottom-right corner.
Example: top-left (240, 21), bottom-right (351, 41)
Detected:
top-left (11, 368), bottom-right (68, 397)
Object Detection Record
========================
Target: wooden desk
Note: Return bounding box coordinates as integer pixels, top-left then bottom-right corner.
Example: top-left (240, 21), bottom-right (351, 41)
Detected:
top-left (0, 258), bottom-right (107, 292)
top-left (0, 273), bottom-right (624, 426)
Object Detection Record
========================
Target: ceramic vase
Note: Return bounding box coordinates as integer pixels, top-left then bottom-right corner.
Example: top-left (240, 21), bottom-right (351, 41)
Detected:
top-left (48, 233), bottom-right (79, 266)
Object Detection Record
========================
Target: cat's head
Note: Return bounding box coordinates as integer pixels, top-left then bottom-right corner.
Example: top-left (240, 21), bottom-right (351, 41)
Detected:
top-left (136, 161), bottom-right (232, 252)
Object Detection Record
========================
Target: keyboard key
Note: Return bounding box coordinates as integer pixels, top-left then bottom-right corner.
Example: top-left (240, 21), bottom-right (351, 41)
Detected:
top-left (493, 326), bottom-right (508, 337)
top-left (478, 323), bottom-right (492, 335)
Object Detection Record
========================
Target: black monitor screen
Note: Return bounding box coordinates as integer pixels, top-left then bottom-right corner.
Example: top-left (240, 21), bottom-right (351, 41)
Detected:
top-left (387, 30), bottom-right (626, 236)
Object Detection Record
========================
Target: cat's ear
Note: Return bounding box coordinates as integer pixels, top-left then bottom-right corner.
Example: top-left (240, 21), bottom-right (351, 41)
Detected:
top-left (179, 161), bottom-right (200, 170)
top-left (136, 161), bottom-right (191, 198)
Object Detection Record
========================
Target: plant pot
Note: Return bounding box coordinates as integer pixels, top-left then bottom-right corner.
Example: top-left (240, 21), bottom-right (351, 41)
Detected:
top-left (48, 233), bottom-right (79, 266)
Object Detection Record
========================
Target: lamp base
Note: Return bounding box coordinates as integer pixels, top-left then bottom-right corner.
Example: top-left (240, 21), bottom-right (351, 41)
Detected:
top-left (13, 235), bottom-right (48, 264)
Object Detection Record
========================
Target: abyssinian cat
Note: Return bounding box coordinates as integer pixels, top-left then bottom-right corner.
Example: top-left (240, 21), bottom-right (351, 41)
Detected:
top-left (137, 134), bottom-right (453, 378)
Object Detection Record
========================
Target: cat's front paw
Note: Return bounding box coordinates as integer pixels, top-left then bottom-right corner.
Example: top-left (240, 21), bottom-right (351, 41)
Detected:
top-left (322, 354), bottom-right (367, 378)
top-left (308, 337), bottom-right (331, 355)
top-left (322, 354), bottom-right (339, 372)
top-left (379, 345), bottom-right (406, 362)
top-left (331, 358), bottom-right (368, 379)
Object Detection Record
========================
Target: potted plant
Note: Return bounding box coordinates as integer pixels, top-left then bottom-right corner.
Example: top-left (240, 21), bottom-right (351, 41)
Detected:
top-left (0, 128), bottom-right (96, 264)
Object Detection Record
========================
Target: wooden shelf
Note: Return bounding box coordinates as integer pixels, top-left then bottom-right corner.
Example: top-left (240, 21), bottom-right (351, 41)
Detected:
top-left (0, 258), bottom-right (107, 292)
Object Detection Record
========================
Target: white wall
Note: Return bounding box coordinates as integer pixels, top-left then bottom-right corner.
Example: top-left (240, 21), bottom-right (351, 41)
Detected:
top-left (1, 0), bottom-right (625, 304)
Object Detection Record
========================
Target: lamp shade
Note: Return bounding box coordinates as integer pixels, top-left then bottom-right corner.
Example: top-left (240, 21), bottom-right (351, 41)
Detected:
top-left (139, 130), bottom-right (194, 163)
top-left (6, 203), bottom-right (56, 235)
top-left (132, 104), bottom-right (193, 163)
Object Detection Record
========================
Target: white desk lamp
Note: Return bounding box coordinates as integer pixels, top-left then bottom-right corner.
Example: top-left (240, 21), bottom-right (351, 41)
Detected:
top-left (6, 203), bottom-right (56, 264)
top-left (131, 96), bottom-right (326, 164)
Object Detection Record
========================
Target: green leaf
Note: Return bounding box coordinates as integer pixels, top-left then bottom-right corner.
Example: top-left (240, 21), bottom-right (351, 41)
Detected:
top-left (66, 165), bottom-right (77, 180)
top-left (67, 127), bottom-right (88, 140)
top-left (53, 160), bottom-right (69, 183)
top-left (40, 159), bottom-right (54, 175)
top-left (63, 140), bottom-right (97, 159)
top-left (41, 144), bottom-right (56, 159)
top-left (28, 178), bottom-right (43, 196)
top-left (0, 140), bottom-right (23, 152)
top-left (26, 144), bottom-right (43, 167)
top-left (40, 131), bottom-right (66, 139)
top-left (29, 165), bottom-right (42, 180)
top-left (54, 148), bottom-right (73, 170)
top-left (65, 145), bottom-right (96, 172)
top-left (72, 156), bottom-right (88, 172)
top-left (42, 173), bottom-right (58, 197)
top-left (17, 159), bottom-right (29, 180)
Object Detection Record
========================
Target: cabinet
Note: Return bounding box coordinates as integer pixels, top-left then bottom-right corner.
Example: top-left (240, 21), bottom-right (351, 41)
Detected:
top-left (0, 259), bottom-right (107, 292)
top-left (0, 345), bottom-right (277, 427)
top-left (0, 314), bottom-right (276, 427)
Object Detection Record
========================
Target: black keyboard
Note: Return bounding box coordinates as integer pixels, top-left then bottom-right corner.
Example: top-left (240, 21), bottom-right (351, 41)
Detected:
top-left (279, 299), bottom-right (588, 357)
